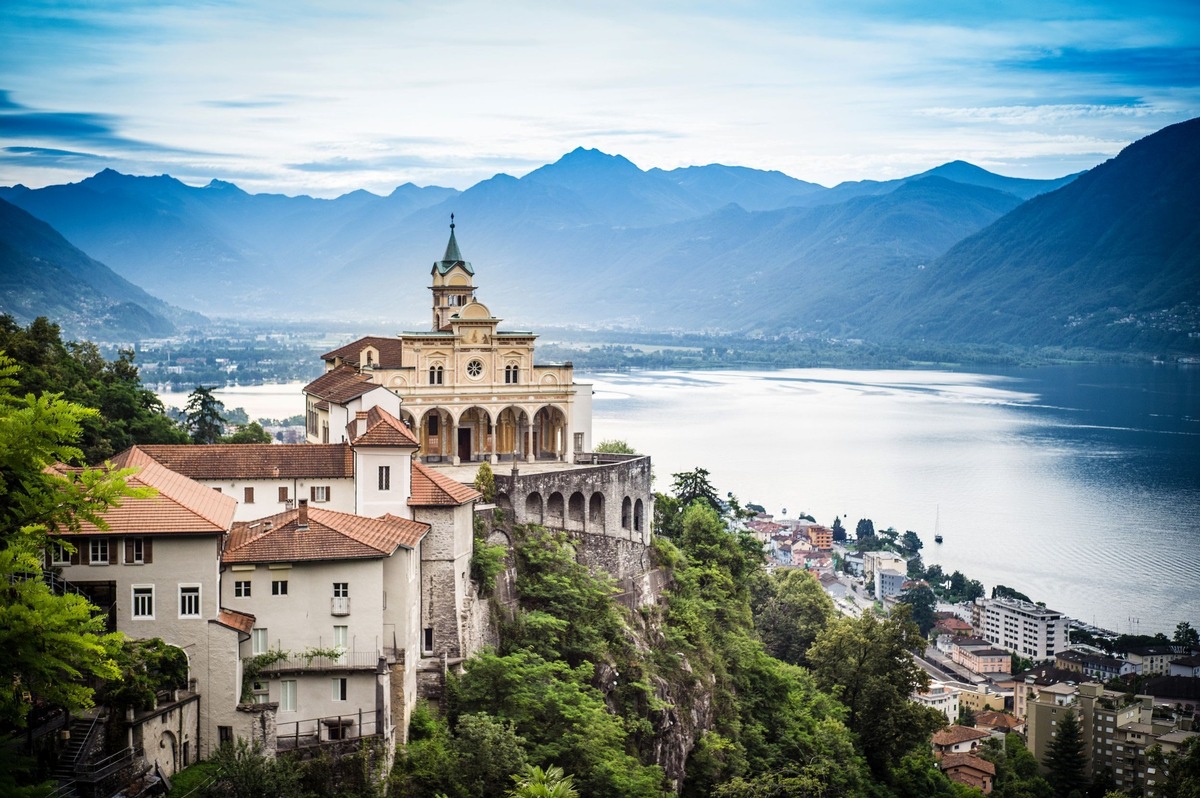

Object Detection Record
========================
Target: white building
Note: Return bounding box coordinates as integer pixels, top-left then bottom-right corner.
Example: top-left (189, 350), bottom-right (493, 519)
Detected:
top-left (973, 596), bottom-right (1069, 660)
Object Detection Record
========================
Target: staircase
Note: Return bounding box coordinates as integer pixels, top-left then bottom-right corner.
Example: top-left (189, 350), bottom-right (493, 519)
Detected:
top-left (52, 716), bottom-right (98, 783)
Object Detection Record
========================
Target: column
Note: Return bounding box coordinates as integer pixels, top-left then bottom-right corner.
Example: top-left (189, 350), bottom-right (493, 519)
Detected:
top-left (449, 416), bottom-right (459, 466)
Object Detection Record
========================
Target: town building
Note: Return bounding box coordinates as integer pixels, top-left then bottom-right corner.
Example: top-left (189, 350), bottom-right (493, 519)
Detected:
top-left (875, 567), bottom-right (906, 599)
top-left (913, 683), bottom-right (960, 724)
top-left (972, 596), bottom-right (1069, 660)
top-left (1123, 645), bottom-right (1199, 676)
top-left (939, 753), bottom-right (995, 794)
top-left (932, 725), bottom-right (991, 756)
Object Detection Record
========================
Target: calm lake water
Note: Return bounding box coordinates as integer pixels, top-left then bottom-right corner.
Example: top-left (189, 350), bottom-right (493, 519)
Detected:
top-left (159, 364), bottom-right (1200, 635)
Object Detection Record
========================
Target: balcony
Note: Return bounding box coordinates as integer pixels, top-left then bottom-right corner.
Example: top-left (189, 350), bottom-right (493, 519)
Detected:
top-left (257, 650), bottom-right (384, 673)
top-left (331, 596), bottom-right (350, 616)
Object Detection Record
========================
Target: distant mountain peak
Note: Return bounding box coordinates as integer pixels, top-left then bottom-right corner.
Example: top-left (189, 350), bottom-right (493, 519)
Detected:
top-left (546, 147), bottom-right (640, 172)
top-left (204, 178), bottom-right (245, 193)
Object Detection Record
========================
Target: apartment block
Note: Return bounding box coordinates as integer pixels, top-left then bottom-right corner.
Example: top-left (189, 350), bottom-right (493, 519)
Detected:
top-left (973, 596), bottom-right (1069, 660)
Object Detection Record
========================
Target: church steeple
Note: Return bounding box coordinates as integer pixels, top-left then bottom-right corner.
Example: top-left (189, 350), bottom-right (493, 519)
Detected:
top-left (430, 215), bottom-right (476, 330)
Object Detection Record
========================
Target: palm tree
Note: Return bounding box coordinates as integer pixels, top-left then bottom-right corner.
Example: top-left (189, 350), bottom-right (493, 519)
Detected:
top-left (506, 765), bottom-right (579, 798)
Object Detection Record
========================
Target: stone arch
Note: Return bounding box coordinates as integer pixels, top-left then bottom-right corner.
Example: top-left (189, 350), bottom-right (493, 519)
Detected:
top-left (589, 492), bottom-right (605, 528)
top-left (390, 374), bottom-right (409, 388)
top-left (547, 492), bottom-right (565, 526)
top-left (397, 408), bottom-right (417, 430)
top-left (540, 372), bottom-right (560, 385)
top-left (418, 407), bottom-right (451, 462)
top-left (159, 729), bottom-right (178, 773)
top-left (496, 405), bottom-right (530, 461)
top-left (568, 491), bottom-right (585, 529)
top-left (621, 496), bottom-right (632, 529)
top-left (634, 498), bottom-right (644, 532)
top-left (454, 405), bottom-right (494, 462)
top-left (525, 492), bottom-right (543, 524)
top-left (532, 405), bottom-right (568, 460)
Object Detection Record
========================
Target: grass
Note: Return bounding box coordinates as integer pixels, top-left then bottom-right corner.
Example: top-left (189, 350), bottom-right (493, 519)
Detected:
top-left (164, 760), bottom-right (220, 797)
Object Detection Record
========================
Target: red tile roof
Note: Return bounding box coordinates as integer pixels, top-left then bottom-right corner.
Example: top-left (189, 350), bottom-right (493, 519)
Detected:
top-left (216, 608), bottom-right (256, 634)
top-left (129, 444), bottom-right (353, 479)
top-left (304, 365), bottom-right (381, 404)
top-left (54, 456), bottom-right (236, 535)
top-left (349, 406), bottom-right (419, 448)
top-left (223, 506), bottom-right (428, 563)
top-left (933, 725), bottom-right (991, 747)
top-left (321, 336), bottom-right (408, 368)
top-left (939, 753), bottom-right (996, 777)
top-left (974, 711), bottom-right (1022, 730)
top-left (408, 462), bottom-right (481, 506)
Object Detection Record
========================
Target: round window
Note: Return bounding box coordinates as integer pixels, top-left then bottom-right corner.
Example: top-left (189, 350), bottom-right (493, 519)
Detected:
top-left (466, 359), bottom-right (484, 378)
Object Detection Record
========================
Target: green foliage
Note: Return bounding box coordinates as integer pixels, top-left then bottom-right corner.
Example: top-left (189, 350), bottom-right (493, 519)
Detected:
top-left (1149, 735), bottom-right (1200, 798)
top-left (993, 584), bottom-right (1032, 603)
top-left (98, 638), bottom-right (189, 712)
top-left (1044, 709), bottom-right (1087, 798)
top-left (0, 315), bottom-right (187, 462)
top-left (900, 530), bottom-right (923, 555)
top-left (470, 514), bottom-right (507, 594)
top-left (506, 765), bottom-right (579, 798)
top-left (756, 569), bottom-right (836, 667)
top-left (593, 440), bottom-right (637, 455)
top-left (831, 516), bottom-right (846, 542)
top-left (1174, 621), bottom-right (1199, 648)
top-left (474, 461), bottom-right (497, 503)
top-left (652, 491), bottom-right (683, 539)
top-left (222, 421), bottom-right (273, 444)
top-left (670, 468), bottom-right (721, 515)
top-left (854, 518), bottom-right (875, 539)
top-left (165, 761), bottom-right (221, 796)
top-left (201, 738), bottom-right (311, 798)
top-left (899, 584), bottom-right (938, 637)
top-left (807, 605), bottom-right (945, 782)
top-left (185, 385), bottom-right (226, 444)
top-left (977, 733), bottom-right (1053, 798)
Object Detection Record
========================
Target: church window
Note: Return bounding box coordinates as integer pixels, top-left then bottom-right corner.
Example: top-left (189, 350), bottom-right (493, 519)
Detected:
top-left (505, 363), bottom-right (520, 384)
top-left (466, 359), bottom-right (484, 378)
top-left (429, 364), bottom-right (444, 385)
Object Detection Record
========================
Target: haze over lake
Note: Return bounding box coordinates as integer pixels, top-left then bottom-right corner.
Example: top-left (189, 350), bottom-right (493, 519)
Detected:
top-left (161, 363), bottom-right (1200, 636)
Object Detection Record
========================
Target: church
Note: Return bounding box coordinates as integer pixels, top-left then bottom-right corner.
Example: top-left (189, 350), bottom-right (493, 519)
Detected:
top-left (304, 215), bottom-right (591, 465)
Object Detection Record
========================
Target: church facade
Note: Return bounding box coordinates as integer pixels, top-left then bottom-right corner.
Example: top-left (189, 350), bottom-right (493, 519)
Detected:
top-left (305, 218), bottom-right (591, 465)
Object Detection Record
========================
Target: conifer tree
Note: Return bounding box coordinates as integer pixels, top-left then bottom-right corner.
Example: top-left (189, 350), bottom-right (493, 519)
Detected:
top-left (1044, 708), bottom-right (1088, 798)
top-left (185, 385), bottom-right (226, 444)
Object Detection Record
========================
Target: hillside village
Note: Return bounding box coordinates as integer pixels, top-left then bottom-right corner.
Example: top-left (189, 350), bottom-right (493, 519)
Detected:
top-left (752, 513), bottom-right (1200, 793)
top-left (6, 224), bottom-right (1197, 797)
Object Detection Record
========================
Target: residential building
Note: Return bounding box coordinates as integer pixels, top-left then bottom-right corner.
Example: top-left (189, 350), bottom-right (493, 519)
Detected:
top-left (1169, 654), bottom-right (1200, 678)
top-left (932, 725), bottom-right (991, 756)
top-left (875, 566), bottom-right (906, 599)
top-left (862, 550), bottom-right (907, 583)
top-left (805, 524), bottom-right (833, 550)
top-left (957, 684), bottom-right (1008, 715)
top-left (939, 753), bottom-right (995, 794)
top-left (973, 596), bottom-right (1069, 660)
top-left (914, 683), bottom-right (960, 724)
top-left (974, 710), bottom-right (1025, 736)
top-left (1056, 649), bottom-right (1137, 681)
top-left (1123, 645), bottom-right (1199, 676)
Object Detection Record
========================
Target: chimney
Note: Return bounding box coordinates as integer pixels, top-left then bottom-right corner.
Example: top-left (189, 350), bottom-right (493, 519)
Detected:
top-left (297, 499), bottom-right (309, 530)
top-left (355, 410), bottom-right (369, 438)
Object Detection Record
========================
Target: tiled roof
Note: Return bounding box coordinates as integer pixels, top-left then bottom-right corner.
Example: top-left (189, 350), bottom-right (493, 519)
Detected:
top-left (321, 336), bottom-right (408, 369)
top-left (933, 725), bottom-right (991, 747)
top-left (129, 444), bottom-right (353, 479)
top-left (350, 406), bottom-right (419, 448)
top-left (55, 456), bottom-right (236, 535)
top-left (940, 753), bottom-right (995, 776)
top-left (223, 506), bottom-right (428, 563)
top-left (216, 608), bottom-right (256, 634)
top-left (974, 711), bottom-right (1022, 730)
top-left (408, 462), bottom-right (481, 506)
top-left (304, 365), bottom-right (380, 404)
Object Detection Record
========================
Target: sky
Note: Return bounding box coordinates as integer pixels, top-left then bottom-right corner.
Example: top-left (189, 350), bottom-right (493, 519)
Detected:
top-left (1, 0), bottom-right (1198, 197)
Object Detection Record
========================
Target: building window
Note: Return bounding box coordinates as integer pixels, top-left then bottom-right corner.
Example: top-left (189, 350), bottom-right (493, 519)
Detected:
top-left (179, 585), bottom-right (201, 618)
top-left (278, 486), bottom-right (289, 503)
top-left (505, 363), bottom-right (519, 384)
top-left (244, 486), bottom-right (254, 504)
top-left (50, 542), bottom-right (71, 565)
top-left (272, 580), bottom-right (288, 596)
top-left (251, 628), bottom-right (267, 655)
top-left (311, 485), bottom-right (330, 503)
top-left (378, 466), bottom-right (390, 491)
top-left (333, 582), bottom-right (349, 598)
top-left (125, 537), bottom-right (152, 564)
top-left (423, 627), bottom-right (434, 654)
top-left (466, 359), bottom-right (483, 378)
top-left (90, 538), bottom-right (109, 564)
top-left (252, 680), bottom-right (269, 704)
top-left (331, 677), bottom-right (348, 701)
top-left (280, 680), bottom-right (297, 712)
top-left (234, 580), bottom-right (251, 598)
top-left (132, 585), bottom-right (154, 619)
top-left (321, 421), bottom-right (329, 443)
top-left (429, 364), bottom-right (444, 385)
top-left (427, 415), bottom-right (439, 436)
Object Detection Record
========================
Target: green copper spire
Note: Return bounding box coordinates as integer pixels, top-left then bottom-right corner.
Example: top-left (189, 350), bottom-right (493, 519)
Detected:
top-left (433, 213), bottom-right (473, 275)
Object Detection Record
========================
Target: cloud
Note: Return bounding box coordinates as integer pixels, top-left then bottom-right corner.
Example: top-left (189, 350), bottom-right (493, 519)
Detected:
top-left (1005, 47), bottom-right (1200, 87)
top-left (2, 145), bottom-right (105, 164)
top-left (918, 102), bottom-right (1166, 125)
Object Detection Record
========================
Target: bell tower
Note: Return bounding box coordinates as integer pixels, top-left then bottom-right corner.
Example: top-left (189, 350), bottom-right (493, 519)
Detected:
top-left (430, 214), bottom-right (476, 330)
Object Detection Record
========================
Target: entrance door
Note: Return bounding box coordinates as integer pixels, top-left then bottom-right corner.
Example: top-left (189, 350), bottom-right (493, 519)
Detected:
top-left (458, 428), bottom-right (472, 462)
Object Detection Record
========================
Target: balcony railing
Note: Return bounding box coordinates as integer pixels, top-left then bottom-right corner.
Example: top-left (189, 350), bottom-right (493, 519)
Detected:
top-left (257, 651), bottom-right (383, 673)
top-left (331, 596), bottom-right (350, 616)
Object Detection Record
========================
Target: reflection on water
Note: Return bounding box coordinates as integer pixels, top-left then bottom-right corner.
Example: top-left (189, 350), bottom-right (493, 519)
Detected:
top-left (158, 366), bottom-right (1200, 635)
top-left (587, 364), bottom-right (1200, 636)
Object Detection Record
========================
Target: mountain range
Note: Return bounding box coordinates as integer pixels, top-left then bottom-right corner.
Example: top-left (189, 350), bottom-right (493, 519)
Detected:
top-left (1, 117), bottom-right (1196, 351)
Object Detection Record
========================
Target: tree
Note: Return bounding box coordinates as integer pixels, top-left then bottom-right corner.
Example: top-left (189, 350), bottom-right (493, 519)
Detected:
top-left (593, 439), bottom-right (637, 454)
top-left (854, 518), bottom-right (875, 539)
top-left (1174, 621), bottom-right (1199, 649)
top-left (185, 385), bottom-right (226, 444)
top-left (807, 605), bottom-right (945, 780)
top-left (474, 461), bottom-right (497, 503)
top-left (1044, 709), bottom-right (1087, 798)
top-left (507, 765), bottom-right (579, 798)
top-left (1150, 734), bottom-right (1200, 798)
top-left (831, 516), bottom-right (846, 542)
top-left (899, 584), bottom-right (938, 637)
top-left (222, 421), bottom-right (272, 444)
top-left (0, 353), bottom-right (143, 727)
top-left (454, 713), bottom-right (529, 798)
top-left (900, 530), bottom-right (923, 556)
top-left (200, 738), bottom-right (311, 798)
top-left (670, 467), bottom-right (722, 514)
top-left (907, 554), bottom-right (925, 580)
top-left (757, 569), bottom-right (836, 667)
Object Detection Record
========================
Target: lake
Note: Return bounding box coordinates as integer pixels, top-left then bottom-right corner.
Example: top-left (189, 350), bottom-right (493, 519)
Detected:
top-left (159, 363), bottom-right (1200, 635)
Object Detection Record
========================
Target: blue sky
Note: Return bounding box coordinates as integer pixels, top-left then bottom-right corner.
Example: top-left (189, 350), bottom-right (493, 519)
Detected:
top-left (1, 0), bottom-right (1197, 196)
